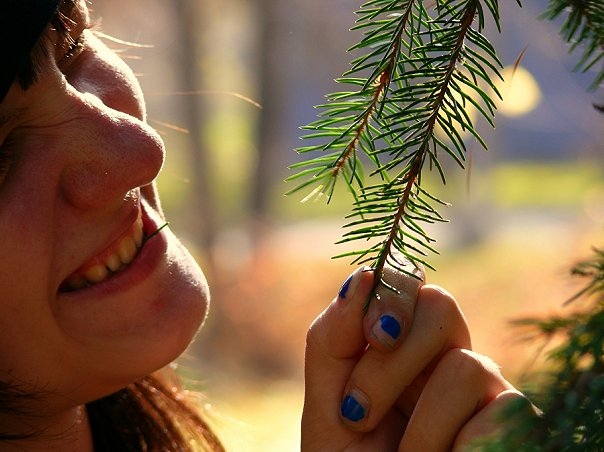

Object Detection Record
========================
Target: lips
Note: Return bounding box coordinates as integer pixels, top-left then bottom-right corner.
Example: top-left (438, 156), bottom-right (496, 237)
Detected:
top-left (60, 210), bottom-right (145, 292)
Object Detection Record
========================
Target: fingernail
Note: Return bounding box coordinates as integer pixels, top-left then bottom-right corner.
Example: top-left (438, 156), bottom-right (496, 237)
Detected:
top-left (372, 314), bottom-right (402, 348)
top-left (381, 315), bottom-right (401, 339)
top-left (340, 394), bottom-right (365, 422)
top-left (338, 274), bottom-right (353, 299)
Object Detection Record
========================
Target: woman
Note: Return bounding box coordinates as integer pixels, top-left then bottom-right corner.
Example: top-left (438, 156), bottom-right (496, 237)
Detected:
top-left (0, 0), bottom-right (531, 450)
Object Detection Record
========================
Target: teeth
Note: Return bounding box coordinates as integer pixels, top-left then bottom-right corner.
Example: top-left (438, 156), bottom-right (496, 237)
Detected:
top-left (62, 211), bottom-right (146, 291)
top-left (134, 219), bottom-right (143, 247)
top-left (85, 264), bottom-right (109, 283)
top-left (118, 236), bottom-right (137, 264)
top-left (106, 252), bottom-right (122, 272)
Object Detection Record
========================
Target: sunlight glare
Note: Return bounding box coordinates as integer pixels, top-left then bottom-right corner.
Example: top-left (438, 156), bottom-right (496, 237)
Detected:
top-left (497, 65), bottom-right (542, 117)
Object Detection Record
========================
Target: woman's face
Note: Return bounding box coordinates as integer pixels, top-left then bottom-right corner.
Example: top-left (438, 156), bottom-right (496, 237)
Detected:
top-left (0, 0), bottom-right (208, 414)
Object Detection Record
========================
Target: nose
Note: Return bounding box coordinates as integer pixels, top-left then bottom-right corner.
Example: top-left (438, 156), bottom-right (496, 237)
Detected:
top-left (59, 93), bottom-right (164, 211)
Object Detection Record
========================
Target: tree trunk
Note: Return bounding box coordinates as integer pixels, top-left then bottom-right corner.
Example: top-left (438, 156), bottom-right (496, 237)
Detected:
top-left (173, 0), bottom-right (216, 259)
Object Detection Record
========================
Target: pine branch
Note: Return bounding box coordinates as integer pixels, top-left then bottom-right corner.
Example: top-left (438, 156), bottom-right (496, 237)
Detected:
top-left (288, 0), bottom-right (507, 297)
top-left (486, 249), bottom-right (604, 451)
top-left (542, 0), bottom-right (604, 89)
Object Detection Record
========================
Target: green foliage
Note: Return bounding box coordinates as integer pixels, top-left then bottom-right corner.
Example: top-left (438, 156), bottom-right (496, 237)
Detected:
top-left (288, 0), bottom-right (514, 282)
top-left (485, 249), bottom-right (604, 451)
top-left (542, 0), bottom-right (604, 89)
top-left (485, 3), bottom-right (604, 448)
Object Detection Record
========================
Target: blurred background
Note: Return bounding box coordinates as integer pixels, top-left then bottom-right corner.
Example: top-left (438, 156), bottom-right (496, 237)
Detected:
top-left (91, 0), bottom-right (603, 449)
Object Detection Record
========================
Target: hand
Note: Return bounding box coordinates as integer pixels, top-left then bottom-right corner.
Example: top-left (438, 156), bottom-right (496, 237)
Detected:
top-left (302, 263), bottom-right (533, 451)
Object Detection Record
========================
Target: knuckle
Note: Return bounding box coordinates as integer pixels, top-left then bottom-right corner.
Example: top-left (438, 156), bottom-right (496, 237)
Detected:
top-left (439, 348), bottom-right (499, 382)
top-left (496, 389), bottom-right (540, 416)
top-left (421, 285), bottom-right (459, 314)
top-left (418, 285), bottom-right (469, 337)
top-left (305, 312), bottom-right (327, 352)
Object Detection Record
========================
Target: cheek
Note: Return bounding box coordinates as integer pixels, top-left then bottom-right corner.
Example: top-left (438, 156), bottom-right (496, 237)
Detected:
top-left (0, 202), bottom-right (67, 388)
top-left (0, 178), bottom-right (56, 322)
top-left (0, 243), bottom-right (68, 393)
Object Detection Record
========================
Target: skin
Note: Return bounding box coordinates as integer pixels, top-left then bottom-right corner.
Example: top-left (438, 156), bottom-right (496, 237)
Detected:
top-left (1, 1), bottom-right (532, 450)
top-left (302, 266), bottom-right (534, 450)
top-left (0, 1), bottom-right (208, 448)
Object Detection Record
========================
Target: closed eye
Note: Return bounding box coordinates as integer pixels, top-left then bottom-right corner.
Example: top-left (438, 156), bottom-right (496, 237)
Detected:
top-left (59, 33), bottom-right (85, 64)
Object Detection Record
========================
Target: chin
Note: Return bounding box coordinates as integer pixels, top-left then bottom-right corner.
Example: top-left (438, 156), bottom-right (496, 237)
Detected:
top-left (151, 249), bottom-right (210, 363)
top-left (116, 237), bottom-right (210, 380)
top-left (58, 232), bottom-right (210, 402)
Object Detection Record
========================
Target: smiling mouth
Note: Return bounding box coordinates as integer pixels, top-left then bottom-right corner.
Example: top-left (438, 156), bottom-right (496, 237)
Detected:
top-left (60, 211), bottom-right (145, 292)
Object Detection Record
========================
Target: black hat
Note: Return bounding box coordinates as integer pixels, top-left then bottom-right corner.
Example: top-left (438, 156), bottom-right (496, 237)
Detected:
top-left (0, 0), bottom-right (61, 103)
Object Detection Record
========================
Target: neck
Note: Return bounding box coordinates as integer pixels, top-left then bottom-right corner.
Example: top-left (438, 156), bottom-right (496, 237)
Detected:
top-left (1, 405), bottom-right (93, 452)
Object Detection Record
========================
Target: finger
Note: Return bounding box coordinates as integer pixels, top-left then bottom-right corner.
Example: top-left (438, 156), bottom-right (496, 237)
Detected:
top-left (363, 257), bottom-right (425, 351)
top-left (306, 266), bottom-right (374, 361)
top-left (394, 286), bottom-right (473, 415)
top-left (302, 266), bottom-right (375, 448)
top-left (400, 349), bottom-right (513, 451)
top-left (340, 285), bottom-right (471, 430)
top-left (452, 389), bottom-right (541, 451)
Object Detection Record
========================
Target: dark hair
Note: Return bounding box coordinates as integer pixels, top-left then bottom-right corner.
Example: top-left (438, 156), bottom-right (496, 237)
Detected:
top-left (0, 0), bottom-right (60, 101)
top-left (88, 371), bottom-right (225, 451)
top-left (0, 369), bottom-right (224, 451)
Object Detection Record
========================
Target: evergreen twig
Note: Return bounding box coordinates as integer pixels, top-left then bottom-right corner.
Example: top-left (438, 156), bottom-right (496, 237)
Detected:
top-left (486, 249), bottom-right (604, 451)
top-left (542, 0), bottom-right (604, 89)
top-left (288, 0), bottom-right (508, 298)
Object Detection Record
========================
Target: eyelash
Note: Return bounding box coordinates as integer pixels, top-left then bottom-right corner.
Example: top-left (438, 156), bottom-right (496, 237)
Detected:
top-left (59, 18), bottom-right (101, 67)
top-left (64, 38), bottom-right (83, 60)
top-left (60, 34), bottom-right (85, 64)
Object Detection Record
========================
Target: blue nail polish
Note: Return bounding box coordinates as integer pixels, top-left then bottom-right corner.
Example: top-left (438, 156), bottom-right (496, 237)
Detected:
top-left (338, 274), bottom-right (353, 299)
top-left (341, 394), bottom-right (365, 422)
top-left (380, 315), bottom-right (401, 340)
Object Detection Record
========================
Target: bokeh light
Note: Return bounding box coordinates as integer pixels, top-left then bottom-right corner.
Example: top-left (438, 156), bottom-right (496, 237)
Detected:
top-left (497, 65), bottom-right (542, 117)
